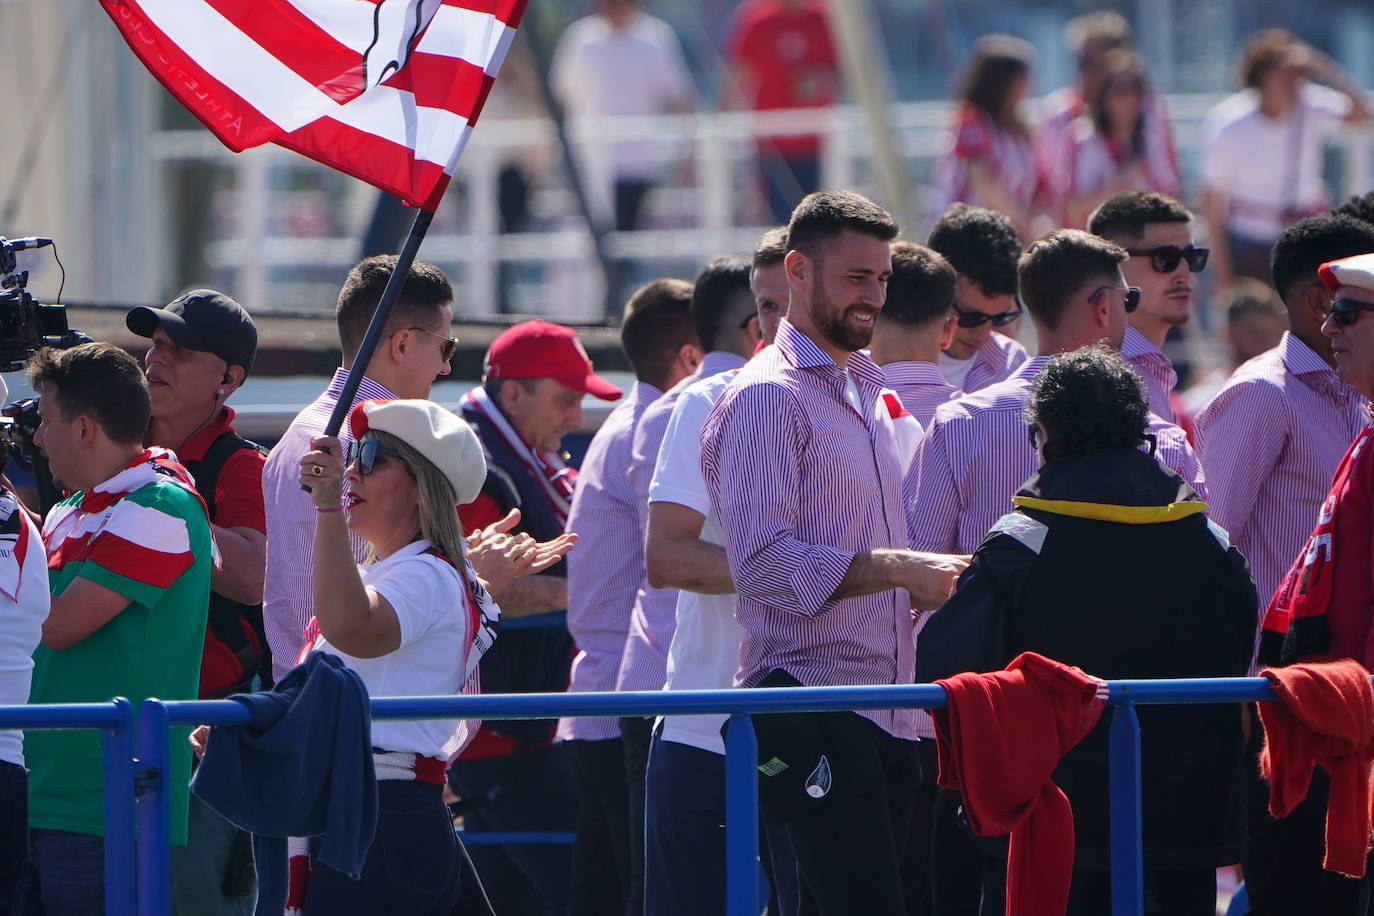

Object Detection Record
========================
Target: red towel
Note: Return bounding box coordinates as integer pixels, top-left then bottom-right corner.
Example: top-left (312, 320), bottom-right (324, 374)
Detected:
top-left (1259, 659), bottom-right (1374, 877)
top-left (933, 652), bottom-right (1105, 916)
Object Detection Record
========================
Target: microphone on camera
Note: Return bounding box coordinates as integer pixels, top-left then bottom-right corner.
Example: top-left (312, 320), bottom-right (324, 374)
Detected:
top-left (4, 238), bottom-right (53, 251)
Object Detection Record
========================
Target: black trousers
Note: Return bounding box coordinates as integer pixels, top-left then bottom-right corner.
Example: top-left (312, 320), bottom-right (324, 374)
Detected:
top-left (0, 759), bottom-right (27, 915)
top-left (760, 713), bottom-right (919, 916)
top-left (900, 740), bottom-right (939, 916)
top-left (620, 716), bottom-right (653, 916)
top-left (566, 738), bottom-right (630, 916)
top-left (1243, 735), bottom-right (1370, 915)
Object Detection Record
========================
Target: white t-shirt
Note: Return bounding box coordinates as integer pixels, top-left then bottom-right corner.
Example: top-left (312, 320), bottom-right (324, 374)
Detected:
top-left (937, 350), bottom-right (977, 390)
top-left (650, 370), bottom-right (745, 756)
top-left (0, 494), bottom-right (49, 767)
top-left (311, 540), bottom-right (472, 761)
top-left (550, 12), bottom-right (692, 179)
top-left (1203, 84), bottom-right (1351, 242)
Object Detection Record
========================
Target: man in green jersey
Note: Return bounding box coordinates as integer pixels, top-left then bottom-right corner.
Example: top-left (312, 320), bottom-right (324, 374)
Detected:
top-left (20, 343), bottom-right (212, 914)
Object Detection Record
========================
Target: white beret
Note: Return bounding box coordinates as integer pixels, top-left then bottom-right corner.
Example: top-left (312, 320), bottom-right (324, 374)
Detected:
top-left (348, 399), bottom-right (486, 505)
top-left (1319, 252), bottom-right (1374, 296)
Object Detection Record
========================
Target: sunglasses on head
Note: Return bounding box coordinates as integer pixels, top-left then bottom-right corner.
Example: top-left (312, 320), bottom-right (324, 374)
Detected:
top-left (407, 326), bottom-right (459, 362)
top-left (348, 438), bottom-right (403, 476)
top-left (1126, 245), bottom-right (1209, 274)
top-left (1327, 297), bottom-right (1374, 327)
top-left (1087, 285), bottom-right (1142, 313)
top-left (953, 302), bottom-right (1023, 328)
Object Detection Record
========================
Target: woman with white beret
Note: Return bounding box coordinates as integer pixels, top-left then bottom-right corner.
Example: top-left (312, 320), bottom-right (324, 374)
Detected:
top-left (296, 398), bottom-right (571, 914)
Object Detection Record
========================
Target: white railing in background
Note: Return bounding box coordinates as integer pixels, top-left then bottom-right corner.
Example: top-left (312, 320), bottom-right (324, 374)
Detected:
top-left (148, 95), bottom-right (1374, 327)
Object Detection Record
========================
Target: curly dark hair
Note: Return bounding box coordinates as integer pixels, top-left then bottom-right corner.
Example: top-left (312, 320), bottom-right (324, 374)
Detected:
top-left (1025, 345), bottom-right (1150, 461)
top-left (1331, 190), bottom-right (1374, 227)
top-left (1270, 214), bottom-right (1374, 300)
top-left (1087, 190), bottom-right (1191, 246)
top-left (926, 203), bottom-right (1021, 296)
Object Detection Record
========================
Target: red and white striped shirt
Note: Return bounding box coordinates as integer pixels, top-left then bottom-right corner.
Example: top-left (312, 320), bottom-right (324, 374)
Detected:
top-left (1195, 333), bottom-right (1370, 603)
top-left (964, 332), bottom-right (1030, 394)
top-left (558, 381), bottom-right (662, 742)
top-left (1121, 326), bottom-right (1178, 423)
top-left (617, 350), bottom-right (748, 693)
top-left (906, 356), bottom-right (1207, 554)
top-left (701, 322), bottom-right (917, 739)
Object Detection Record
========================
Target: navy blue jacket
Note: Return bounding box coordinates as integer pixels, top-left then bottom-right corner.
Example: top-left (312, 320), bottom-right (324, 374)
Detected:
top-left (191, 651), bottom-right (376, 915)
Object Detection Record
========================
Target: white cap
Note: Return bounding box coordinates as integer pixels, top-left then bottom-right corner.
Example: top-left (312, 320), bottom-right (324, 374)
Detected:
top-left (348, 399), bottom-right (486, 505)
top-left (1319, 252), bottom-right (1374, 299)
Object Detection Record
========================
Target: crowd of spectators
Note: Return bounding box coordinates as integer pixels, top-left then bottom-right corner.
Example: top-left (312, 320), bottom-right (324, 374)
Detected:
top-left (7, 8), bottom-right (1374, 916)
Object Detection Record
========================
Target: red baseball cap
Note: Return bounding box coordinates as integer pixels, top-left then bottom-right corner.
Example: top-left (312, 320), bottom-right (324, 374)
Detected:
top-left (485, 320), bottom-right (623, 401)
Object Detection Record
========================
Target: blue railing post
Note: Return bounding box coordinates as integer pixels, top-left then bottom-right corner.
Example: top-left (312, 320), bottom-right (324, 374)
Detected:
top-left (724, 711), bottom-right (759, 916)
top-left (1108, 701), bottom-right (1144, 916)
top-left (135, 699), bottom-right (172, 916)
top-left (102, 697), bottom-right (136, 915)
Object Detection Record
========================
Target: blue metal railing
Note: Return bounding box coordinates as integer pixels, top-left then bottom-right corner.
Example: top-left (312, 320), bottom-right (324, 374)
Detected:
top-left (124, 677), bottom-right (1307, 916)
top-left (0, 699), bottom-right (137, 913)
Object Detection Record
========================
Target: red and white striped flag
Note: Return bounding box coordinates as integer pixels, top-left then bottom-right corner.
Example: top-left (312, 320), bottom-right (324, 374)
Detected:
top-left (101, 0), bottom-right (526, 209)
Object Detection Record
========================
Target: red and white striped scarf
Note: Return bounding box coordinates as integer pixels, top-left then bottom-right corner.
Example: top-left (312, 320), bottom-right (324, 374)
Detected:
top-left (463, 387), bottom-right (577, 522)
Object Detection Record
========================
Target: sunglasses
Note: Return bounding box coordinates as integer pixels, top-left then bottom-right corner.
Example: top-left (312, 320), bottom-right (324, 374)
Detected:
top-left (1126, 245), bottom-right (1209, 274)
top-left (348, 438), bottom-right (403, 476)
top-left (953, 302), bottom-right (1023, 328)
top-left (1327, 297), bottom-right (1374, 327)
top-left (1088, 285), bottom-right (1142, 313)
top-left (408, 326), bottom-right (459, 362)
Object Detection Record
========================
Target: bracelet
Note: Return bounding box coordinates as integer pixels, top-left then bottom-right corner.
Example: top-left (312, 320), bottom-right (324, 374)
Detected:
top-left (315, 504), bottom-right (345, 514)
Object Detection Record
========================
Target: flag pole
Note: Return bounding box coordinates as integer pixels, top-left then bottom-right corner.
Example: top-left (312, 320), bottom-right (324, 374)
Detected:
top-left (324, 203), bottom-right (433, 437)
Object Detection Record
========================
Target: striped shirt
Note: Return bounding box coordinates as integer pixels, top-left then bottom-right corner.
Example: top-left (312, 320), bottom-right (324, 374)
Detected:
top-left (882, 360), bottom-right (963, 427)
top-left (262, 369), bottom-right (397, 679)
top-left (964, 332), bottom-right (1030, 393)
top-left (1121, 326), bottom-right (1178, 423)
top-left (1196, 333), bottom-right (1370, 603)
top-left (617, 350), bottom-right (748, 693)
top-left (701, 321), bottom-right (917, 739)
top-left (557, 380), bottom-right (663, 742)
top-left (906, 356), bottom-right (1207, 555)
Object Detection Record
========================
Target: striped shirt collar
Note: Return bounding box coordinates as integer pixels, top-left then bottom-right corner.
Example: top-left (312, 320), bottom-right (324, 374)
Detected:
top-left (323, 367), bottom-right (398, 404)
top-left (1011, 354), bottom-right (1053, 382)
top-left (1120, 325), bottom-right (1164, 362)
top-left (1280, 331), bottom-right (1338, 379)
top-left (881, 360), bottom-right (950, 388)
top-left (774, 319), bottom-right (886, 389)
top-left (699, 349), bottom-right (748, 379)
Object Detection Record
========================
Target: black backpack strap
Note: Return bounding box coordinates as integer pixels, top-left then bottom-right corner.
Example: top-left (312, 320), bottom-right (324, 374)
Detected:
top-left (186, 432), bottom-right (267, 520)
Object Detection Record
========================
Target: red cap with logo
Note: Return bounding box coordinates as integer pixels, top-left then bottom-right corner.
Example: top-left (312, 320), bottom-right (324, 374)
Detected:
top-left (485, 320), bottom-right (623, 401)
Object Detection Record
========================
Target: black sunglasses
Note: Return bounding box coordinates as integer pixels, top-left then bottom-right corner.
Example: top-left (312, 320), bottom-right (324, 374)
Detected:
top-left (953, 302), bottom-right (1023, 328)
top-left (348, 438), bottom-right (403, 476)
top-left (408, 326), bottom-right (459, 362)
top-left (1126, 245), bottom-right (1209, 274)
top-left (1087, 285), bottom-right (1142, 313)
top-left (1327, 297), bottom-right (1374, 327)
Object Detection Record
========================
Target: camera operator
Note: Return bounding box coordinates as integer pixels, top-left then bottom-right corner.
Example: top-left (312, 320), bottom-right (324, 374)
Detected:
top-left (20, 343), bottom-right (213, 915)
top-left (126, 290), bottom-right (265, 915)
top-left (0, 372), bottom-right (52, 913)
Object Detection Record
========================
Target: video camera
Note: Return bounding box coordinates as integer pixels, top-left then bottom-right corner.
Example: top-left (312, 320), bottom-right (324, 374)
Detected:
top-left (0, 236), bottom-right (88, 373)
top-left (0, 236), bottom-right (89, 510)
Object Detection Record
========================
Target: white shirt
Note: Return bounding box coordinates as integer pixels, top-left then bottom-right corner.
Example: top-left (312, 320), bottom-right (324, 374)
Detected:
top-left (550, 12), bottom-right (692, 178)
top-left (1204, 84), bottom-right (1350, 241)
top-left (310, 541), bottom-right (472, 761)
top-left (0, 493), bottom-right (49, 767)
top-left (650, 370), bottom-right (744, 756)
top-left (937, 351), bottom-right (977, 390)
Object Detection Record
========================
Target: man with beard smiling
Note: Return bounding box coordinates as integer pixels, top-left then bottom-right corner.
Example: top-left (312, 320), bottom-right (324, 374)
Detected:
top-left (700, 190), bottom-right (967, 915)
top-left (1088, 191), bottom-right (1204, 421)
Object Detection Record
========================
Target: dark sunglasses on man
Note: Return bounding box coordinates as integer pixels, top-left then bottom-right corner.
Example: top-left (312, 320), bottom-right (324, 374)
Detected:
top-left (1326, 297), bottom-right (1374, 327)
top-left (1126, 245), bottom-right (1209, 274)
top-left (953, 302), bottom-right (1023, 328)
top-left (347, 438), bottom-right (404, 475)
top-left (1087, 285), bottom-right (1142, 313)
top-left (408, 326), bottom-right (460, 362)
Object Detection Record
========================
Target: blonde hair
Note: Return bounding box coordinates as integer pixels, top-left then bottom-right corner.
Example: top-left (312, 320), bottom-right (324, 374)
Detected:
top-left (363, 429), bottom-right (468, 566)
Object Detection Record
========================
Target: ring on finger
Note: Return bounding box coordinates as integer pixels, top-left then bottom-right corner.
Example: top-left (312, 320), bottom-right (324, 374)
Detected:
top-left (312, 466), bottom-right (323, 477)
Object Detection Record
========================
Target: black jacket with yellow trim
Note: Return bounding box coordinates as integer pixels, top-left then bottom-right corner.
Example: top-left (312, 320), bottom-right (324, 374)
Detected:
top-left (917, 446), bottom-right (1258, 868)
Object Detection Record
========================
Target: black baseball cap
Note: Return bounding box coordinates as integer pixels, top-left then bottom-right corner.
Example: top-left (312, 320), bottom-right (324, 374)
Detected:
top-left (126, 289), bottom-right (258, 375)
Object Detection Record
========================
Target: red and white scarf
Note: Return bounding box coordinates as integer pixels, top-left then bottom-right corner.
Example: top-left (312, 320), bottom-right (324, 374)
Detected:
top-left (463, 387), bottom-right (577, 522)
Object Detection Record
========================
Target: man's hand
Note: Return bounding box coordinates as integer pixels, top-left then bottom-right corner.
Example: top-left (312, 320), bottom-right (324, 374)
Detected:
top-left (897, 552), bottom-right (970, 610)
